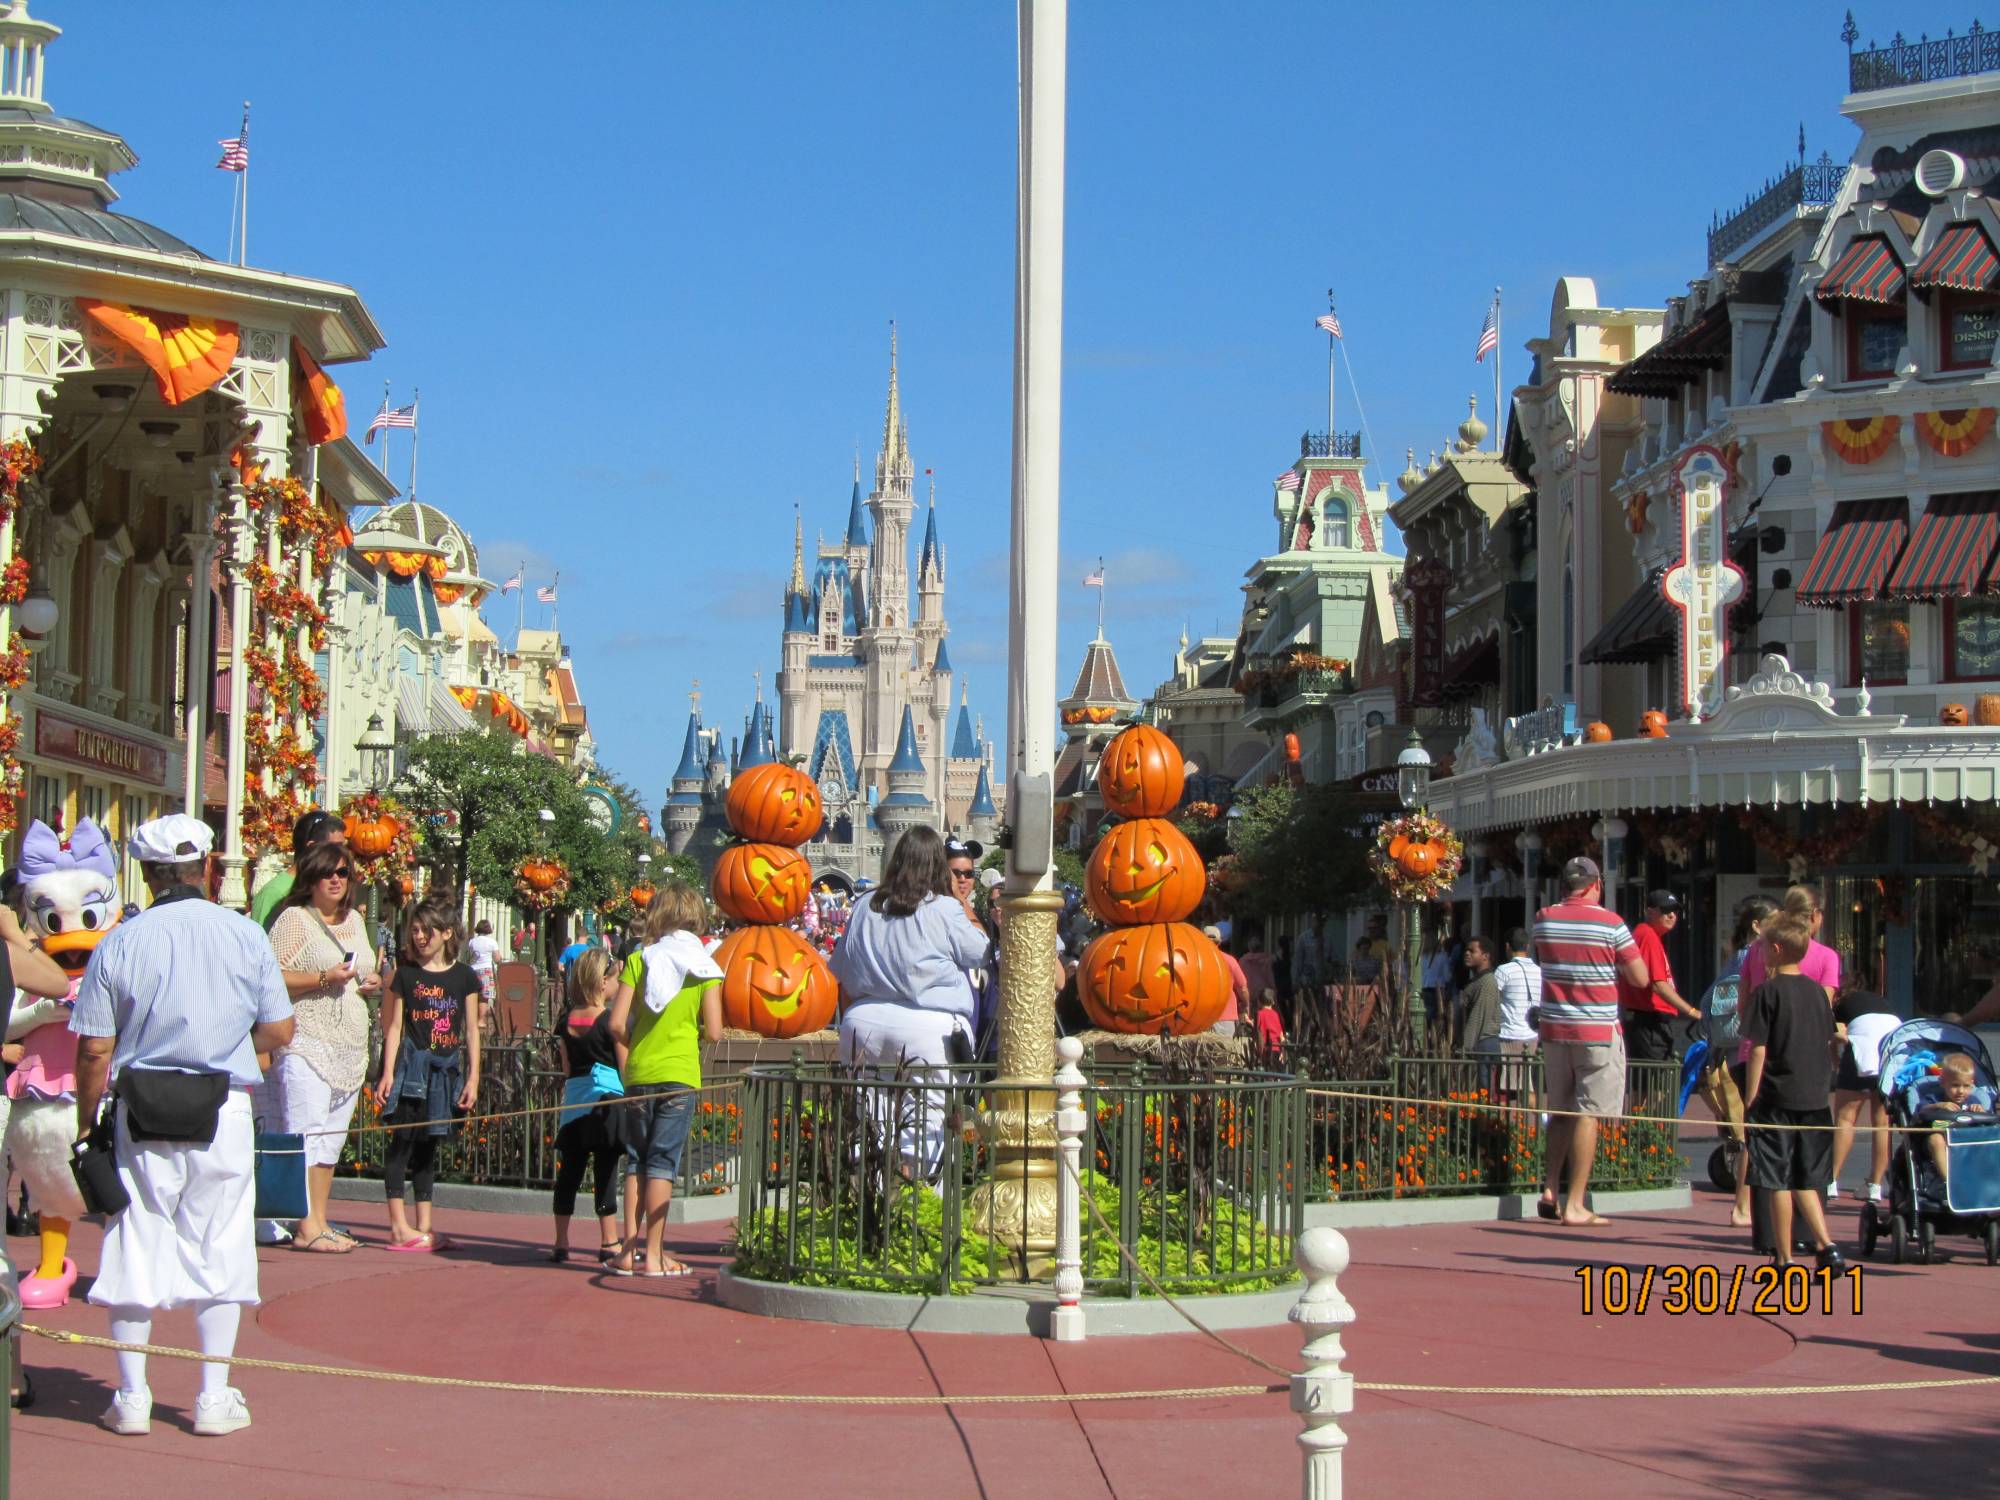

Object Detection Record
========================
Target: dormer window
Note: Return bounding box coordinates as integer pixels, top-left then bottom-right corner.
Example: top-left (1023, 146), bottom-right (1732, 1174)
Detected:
top-left (1914, 223), bottom-right (2000, 371)
top-left (1815, 235), bottom-right (1906, 382)
top-left (1322, 500), bottom-right (1349, 550)
top-left (1847, 309), bottom-right (1903, 380)
top-left (1940, 291), bottom-right (2000, 371)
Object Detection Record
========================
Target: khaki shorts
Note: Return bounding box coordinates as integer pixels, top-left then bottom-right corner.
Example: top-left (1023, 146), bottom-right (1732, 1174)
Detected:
top-left (1542, 1033), bottom-right (1626, 1117)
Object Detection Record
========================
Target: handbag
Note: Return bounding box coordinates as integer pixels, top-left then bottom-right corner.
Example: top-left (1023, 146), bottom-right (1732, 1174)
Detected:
top-left (117, 1069), bottom-right (230, 1143)
top-left (70, 1102), bottom-right (131, 1216)
top-left (254, 1132), bottom-right (309, 1219)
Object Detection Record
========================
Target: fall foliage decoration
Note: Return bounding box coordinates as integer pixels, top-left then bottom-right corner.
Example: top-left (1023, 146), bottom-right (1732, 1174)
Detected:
top-left (514, 854), bottom-right (571, 911)
top-left (340, 792), bottom-right (419, 892)
top-left (0, 437), bottom-right (42, 837)
top-left (1369, 811), bottom-right (1463, 905)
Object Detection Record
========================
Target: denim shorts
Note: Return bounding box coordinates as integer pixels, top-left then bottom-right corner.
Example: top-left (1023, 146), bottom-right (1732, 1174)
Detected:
top-left (623, 1086), bottom-right (696, 1182)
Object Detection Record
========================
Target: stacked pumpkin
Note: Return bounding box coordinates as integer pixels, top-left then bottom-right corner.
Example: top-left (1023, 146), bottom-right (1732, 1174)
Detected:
top-left (710, 762), bottom-right (840, 1038)
top-left (1077, 724), bottom-right (1230, 1035)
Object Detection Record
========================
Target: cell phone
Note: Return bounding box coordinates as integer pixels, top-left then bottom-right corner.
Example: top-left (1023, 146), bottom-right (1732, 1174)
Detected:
top-left (342, 951), bottom-right (355, 966)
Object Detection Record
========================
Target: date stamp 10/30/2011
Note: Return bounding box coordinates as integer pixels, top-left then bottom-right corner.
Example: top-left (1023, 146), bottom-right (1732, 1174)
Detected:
top-left (1575, 1264), bottom-right (1864, 1316)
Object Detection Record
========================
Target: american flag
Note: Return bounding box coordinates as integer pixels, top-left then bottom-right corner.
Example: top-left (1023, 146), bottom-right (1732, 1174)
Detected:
top-left (216, 136), bottom-right (247, 173)
top-left (1474, 302), bottom-right (1499, 363)
top-left (1315, 312), bottom-right (1342, 338)
top-left (364, 401), bottom-right (417, 443)
top-left (536, 583), bottom-right (558, 605)
top-left (1275, 470), bottom-right (1302, 492)
top-left (1082, 569), bottom-right (1104, 588)
top-left (499, 569), bottom-right (524, 594)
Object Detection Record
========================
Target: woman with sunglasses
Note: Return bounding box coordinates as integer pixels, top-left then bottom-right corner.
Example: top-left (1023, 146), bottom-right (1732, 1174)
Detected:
top-left (268, 840), bottom-right (380, 1253)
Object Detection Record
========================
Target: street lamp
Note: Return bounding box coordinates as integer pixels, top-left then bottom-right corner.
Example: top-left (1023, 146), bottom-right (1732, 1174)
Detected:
top-left (1396, 728), bottom-right (1432, 810)
top-left (1393, 728), bottom-right (1434, 1043)
top-left (1225, 801), bottom-right (1243, 849)
top-left (354, 713), bottom-right (395, 792)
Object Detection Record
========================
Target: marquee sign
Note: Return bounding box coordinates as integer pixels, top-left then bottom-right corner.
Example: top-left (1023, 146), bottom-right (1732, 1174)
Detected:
top-left (1660, 445), bottom-right (1747, 721)
top-left (1405, 556), bottom-right (1452, 708)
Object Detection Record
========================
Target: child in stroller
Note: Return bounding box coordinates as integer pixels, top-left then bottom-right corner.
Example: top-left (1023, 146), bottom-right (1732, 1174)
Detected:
top-left (1860, 1019), bottom-right (2000, 1266)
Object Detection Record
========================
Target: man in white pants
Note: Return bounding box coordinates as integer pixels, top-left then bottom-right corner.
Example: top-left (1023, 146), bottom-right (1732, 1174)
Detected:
top-left (71, 815), bottom-right (294, 1438)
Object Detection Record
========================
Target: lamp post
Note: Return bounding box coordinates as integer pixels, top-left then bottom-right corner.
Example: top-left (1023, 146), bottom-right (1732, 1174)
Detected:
top-left (353, 712), bottom-right (396, 936)
top-left (1394, 730), bottom-right (1433, 1037)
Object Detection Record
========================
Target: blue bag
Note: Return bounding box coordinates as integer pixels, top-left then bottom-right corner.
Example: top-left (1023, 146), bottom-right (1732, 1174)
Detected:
top-left (254, 1131), bottom-right (309, 1220)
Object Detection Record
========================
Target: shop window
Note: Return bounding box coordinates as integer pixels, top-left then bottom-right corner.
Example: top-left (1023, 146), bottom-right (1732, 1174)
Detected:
top-left (76, 783), bottom-right (108, 828)
top-left (1940, 290), bottom-right (2000, 372)
top-left (1946, 596), bottom-right (2000, 680)
top-left (30, 773), bottom-right (63, 832)
top-left (1850, 600), bottom-right (1910, 685)
top-left (1846, 309), bottom-right (1904, 380)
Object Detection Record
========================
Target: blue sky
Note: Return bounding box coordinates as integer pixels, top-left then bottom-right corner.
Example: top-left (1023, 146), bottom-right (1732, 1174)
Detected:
top-left (61, 0), bottom-right (1862, 804)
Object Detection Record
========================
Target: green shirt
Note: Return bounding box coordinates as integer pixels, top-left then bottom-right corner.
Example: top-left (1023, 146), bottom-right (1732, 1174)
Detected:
top-left (250, 872), bottom-right (296, 930)
top-left (619, 950), bottom-right (717, 1088)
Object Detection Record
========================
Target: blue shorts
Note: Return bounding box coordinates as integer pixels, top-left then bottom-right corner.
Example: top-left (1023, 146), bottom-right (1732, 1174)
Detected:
top-left (623, 1086), bottom-right (696, 1182)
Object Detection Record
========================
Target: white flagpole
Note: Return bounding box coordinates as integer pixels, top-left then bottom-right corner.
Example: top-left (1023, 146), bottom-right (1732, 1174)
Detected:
top-left (1492, 287), bottom-right (1503, 452)
top-left (549, 572), bottom-right (559, 634)
top-left (409, 387), bottom-right (421, 500)
top-left (1096, 557), bottom-right (1105, 639)
top-left (226, 169), bottom-right (240, 265)
top-left (1325, 290), bottom-right (1337, 442)
top-left (238, 101), bottom-right (250, 268)
top-left (517, 576), bottom-right (526, 640)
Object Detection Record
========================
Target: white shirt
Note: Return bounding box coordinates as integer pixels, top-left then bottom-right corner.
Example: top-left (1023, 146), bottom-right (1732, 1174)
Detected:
top-left (465, 933), bottom-right (500, 974)
top-left (1495, 955), bottom-right (1543, 1042)
top-left (831, 891), bottom-right (991, 1022)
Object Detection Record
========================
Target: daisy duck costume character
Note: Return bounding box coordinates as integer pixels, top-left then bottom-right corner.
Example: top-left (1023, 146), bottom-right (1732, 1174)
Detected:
top-left (5, 818), bottom-right (122, 1308)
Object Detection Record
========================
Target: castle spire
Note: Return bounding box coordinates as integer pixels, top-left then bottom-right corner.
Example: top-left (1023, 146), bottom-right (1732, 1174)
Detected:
top-left (882, 320), bottom-right (902, 472)
top-left (789, 506), bottom-right (806, 595)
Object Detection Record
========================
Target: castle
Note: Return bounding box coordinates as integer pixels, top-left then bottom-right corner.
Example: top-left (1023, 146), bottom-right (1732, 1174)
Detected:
top-left (664, 332), bottom-right (999, 884)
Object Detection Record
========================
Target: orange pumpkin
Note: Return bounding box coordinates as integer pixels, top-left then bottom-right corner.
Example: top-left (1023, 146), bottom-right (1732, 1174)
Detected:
top-left (1283, 731), bottom-right (1302, 764)
top-left (519, 857), bottom-right (562, 891)
top-left (1096, 724), bottom-right (1185, 818)
top-left (1085, 818), bottom-right (1206, 925)
top-left (397, 874), bottom-right (415, 898)
top-left (630, 882), bottom-right (656, 908)
top-left (712, 842), bottom-right (812, 924)
top-left (1077, 922), bottom-right (1229, 1035)
top-left (1583, 721), bottom-right (1613, 743)
top-left (1399, 842), bottom-right (1441, 877)
top-left (345, 812), bottom-right (398, 856)
top-left (725, 762), bottom-right (824, 844)
top-left (1942, 702), bottom-right (1970, 726)
top-left (713, 925), bottom-right (839, 1038)
top-left (1639, 709), bottom-right (1668, 739)
top-left (1387, 833), bottom-right (1410, 862)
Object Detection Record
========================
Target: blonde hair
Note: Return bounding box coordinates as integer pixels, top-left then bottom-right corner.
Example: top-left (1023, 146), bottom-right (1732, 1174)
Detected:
top-left (1781, 884), bottom-right (1823, 918)
top-left (568, 948), bottom-right (612, 1011)
top-left (1766, 914), bottom-right (1812, 963)
top-left (638, 878), bottom-right (707, 943)
top-left (1939, 1052), bottom-right (1976, 1085)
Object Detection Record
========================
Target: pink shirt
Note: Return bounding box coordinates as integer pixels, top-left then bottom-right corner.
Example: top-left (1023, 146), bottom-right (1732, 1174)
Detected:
top-left (1219, 952), bottom-right (1249, 1023)
top-left (6, 983), bottom-right (81, 1101)
top-left (1736, 937), bottom-right (1838, 1062)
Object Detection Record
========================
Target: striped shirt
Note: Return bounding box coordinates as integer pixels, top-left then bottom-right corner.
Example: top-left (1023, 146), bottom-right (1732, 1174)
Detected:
top-left (1530, 900), bottom-right (1639, 1044)
top-left (71, 890), bottom-right (293, 1087)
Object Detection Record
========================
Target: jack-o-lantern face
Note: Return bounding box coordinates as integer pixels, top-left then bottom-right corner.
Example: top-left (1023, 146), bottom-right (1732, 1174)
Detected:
top-left (1077, 921), bottom-right (1228, 1035)
top-left (1399, 841), bottom-right (1441, 878)
top-left (712, 843), bottom-right (812, 924)
top-left (1639, 709), bottom-right (1668, 739)
top-left (726, 762), bottom-right (824, 844)
top-left (1583, 721), bottom-right (1613, 743)
top-left (1096, 724), bottom-right (1186, 818)
top-left (713, 925), bottom-right (839, 1038)
top-left (1086, 818), bottom-right (1206, 925)
top-left (1942, 701), bottom-right (1970, 726)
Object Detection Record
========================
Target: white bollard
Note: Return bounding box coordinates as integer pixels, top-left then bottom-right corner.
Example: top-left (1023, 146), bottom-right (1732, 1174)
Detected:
top-left (1049, 1035), bottom-right (1087, 1341)
top-left (1290, 1225), bottom-right (1354, 1500)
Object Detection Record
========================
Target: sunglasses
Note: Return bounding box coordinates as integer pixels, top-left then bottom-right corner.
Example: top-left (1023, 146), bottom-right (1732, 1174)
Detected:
top-left (949, 867), bottom-right (976, 880)
top-left (321, 869), bottom-right (355, 883)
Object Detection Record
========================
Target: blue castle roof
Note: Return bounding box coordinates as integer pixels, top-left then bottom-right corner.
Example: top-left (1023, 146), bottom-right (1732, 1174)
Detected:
top-left (845, 478), bottom-right (869, 547)
top-left (740, 703), bottom-right (777, 770)
top-left (783, 588), bottom-right (812, 633)
top-left (933, 636), bottom-right (952, 675)
top-left (969, 760), bottom-right (997, 817)
top-left (950, 700), bottom-right (978, 759)
top-left (809, 709), bottom-right (857, 791)
top-left (886, 705), bottom-right (926, 777)
top-left (918, 502), bottom-right (940, 575)
top-left (667, 712), bottom-right (706, 802)
top-left (812, 555), bottom-right (867, 637)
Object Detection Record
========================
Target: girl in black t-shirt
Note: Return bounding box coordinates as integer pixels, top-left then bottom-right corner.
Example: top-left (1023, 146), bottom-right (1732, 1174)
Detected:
top-left (373, 897), bottom-right (482, 1252)
top-left (549, 949), bottom-right (632, 1263)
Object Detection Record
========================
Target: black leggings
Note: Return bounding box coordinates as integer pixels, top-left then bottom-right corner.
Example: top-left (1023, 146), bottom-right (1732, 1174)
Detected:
top-left (382, 1130), bottom-right (439, 1204)
top-left (553, 1114), bottom-right (623, 1219)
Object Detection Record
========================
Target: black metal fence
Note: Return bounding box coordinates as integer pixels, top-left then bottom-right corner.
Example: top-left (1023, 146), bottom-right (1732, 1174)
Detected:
top-left (1848, 20), bottom-right (2000, 92)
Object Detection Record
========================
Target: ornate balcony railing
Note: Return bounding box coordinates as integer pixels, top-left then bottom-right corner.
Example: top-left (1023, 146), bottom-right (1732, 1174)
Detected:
top-left (1846, 14), bottom-right (2000, 92)
top-left (1300, 429), bottom-right (1362, 459)
top-left (1708, 152), bottom-right (1843, 264)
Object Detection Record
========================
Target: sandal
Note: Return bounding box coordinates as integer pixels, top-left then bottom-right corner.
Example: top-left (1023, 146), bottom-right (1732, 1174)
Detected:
top-left (547, 1247), bottom-right (569, 1263)
top-left (383, 1234), bottom-right (434, 1253)
top-left (292, 1230), bottom-right (358, 1254)
top-left (1535, 1199), bottom-right (1559, 1221)
top-left (597, 1240), bottom-right (624, 1265)
top-left (644, 1260), bottom-right (694, 1279)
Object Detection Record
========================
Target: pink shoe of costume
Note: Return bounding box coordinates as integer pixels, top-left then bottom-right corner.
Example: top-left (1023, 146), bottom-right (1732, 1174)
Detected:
top-left (17, 1258), bottom-right (78, 1309)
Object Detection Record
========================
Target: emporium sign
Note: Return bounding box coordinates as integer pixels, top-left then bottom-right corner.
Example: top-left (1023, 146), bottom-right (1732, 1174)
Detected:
top-left (1660, 445), bottom-right (1746, 721)
top-left (35, 709), bottom-right (170, 787)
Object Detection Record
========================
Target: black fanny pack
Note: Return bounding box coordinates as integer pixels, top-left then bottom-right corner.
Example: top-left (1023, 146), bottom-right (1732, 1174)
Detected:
top-left (117, 1069), bottom-right (231, 1144)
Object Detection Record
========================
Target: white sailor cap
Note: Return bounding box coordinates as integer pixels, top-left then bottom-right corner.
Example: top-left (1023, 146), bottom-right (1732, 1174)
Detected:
top-left (128, 814), bottom-right (215, 863)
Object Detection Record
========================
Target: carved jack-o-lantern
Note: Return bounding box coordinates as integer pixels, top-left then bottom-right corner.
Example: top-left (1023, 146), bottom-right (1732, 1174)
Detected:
top-left (1639, 709), bottom-right (1669, 739)
top-left (713, 924), bottom-right (839, 1038)
top-left (1096, 724), bottom-right (1186, 818)
top-left (1942, 701), bottom-right (1970, 726)
top-left (712, 842), bottom-right (812, 924)
top-left (1085, 818), bottom-right (1206, 925)
top-left (1583, 721), bottom-right (1613, 743)
top-left (1399, 841), bottom-right (1442, 878)
top-left (1077, 921), bottom-right (1229, 1035)
top-left (345, 811), bottom-right (400, 856)
top-left (725, 762), bottom-right (824, 845)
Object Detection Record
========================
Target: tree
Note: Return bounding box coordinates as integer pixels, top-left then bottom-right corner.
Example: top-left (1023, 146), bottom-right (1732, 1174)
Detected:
top-left (1219, 781), bottom-right (1373, 921)
top-left (978, 835), bottom-right (1087, 891)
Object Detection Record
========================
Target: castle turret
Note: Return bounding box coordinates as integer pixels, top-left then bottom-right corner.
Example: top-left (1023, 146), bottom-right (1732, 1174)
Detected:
top-left (861, 323), bottom-right (917, 772)
top-left (740, 700), bottom-right (777, 770)
top-left (874, 705), bottom-right (933, 845)
top-left (968, 759), bottom-right (999, 847)
top-left (664, 710), bottom-right (707, 855)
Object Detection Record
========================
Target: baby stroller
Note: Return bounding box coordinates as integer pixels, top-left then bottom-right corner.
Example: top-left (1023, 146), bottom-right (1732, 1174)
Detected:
top-left (1681, 967), bottom-right (1748, 1192)
top-left (1859, 1018), bottom-right (2000, 1265)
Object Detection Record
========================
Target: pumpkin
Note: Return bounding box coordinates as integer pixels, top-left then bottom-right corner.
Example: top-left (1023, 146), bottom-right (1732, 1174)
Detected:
top-left (1639, 709), bottom-right (1668, 739)
top-left (519, 857), bottom-right (562, 891)
top-left (713, 924), bottom-right (839, 1038)
top-left (1283, 731), bottom-right (1302, 764)
top-left (1387, 833), bottom-right (1410, 862)
top-left (1096, 724), bottom-right (1185, 818)
top-left (1583, 721), bottom-right (1613, 743)
top-left (712, 842), bottom-right (812, 924)
top-left (1399, 841), bottom-right (1441, 877)
top-left (1076, 922), bottom-right (1229, 1035)
top-left (1085, 818), bottom-right (1206, 925)
top-left (1942, 701), bottom-right (1971, 725)
top-left (630, 882), bottom-right (656, 908)
top-left (725, 762), bottom-right (824, 844)
top-left (345, 811), bottom-right (398, 856)
top-left (397, 874), bottom-right (415, 897)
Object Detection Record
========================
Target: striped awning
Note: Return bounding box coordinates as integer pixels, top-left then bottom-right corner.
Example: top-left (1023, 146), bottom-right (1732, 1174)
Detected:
top-left (1885, 491), bottom-right (2000, 600)
top-left (1796, 497), bottom-right (1910, 608)
top-left (1912, 223), bottom-right (2000, 296)
top-left (1814, 237), bottom-right (1906, 306)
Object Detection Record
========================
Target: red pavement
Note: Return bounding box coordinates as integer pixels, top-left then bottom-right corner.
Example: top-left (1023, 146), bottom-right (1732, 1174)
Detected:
top-left (8, 1185), bottom-right (1996, 1499)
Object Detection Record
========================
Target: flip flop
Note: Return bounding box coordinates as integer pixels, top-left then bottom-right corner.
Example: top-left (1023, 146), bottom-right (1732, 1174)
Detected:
top-left (1535, 1199), bottom-right (1560, 1221)
top-left (1561, 1212), bottom-right (1612, 1227)
top-left (292, 1230), bottom-right (358, 1254)
top-left (383, 1235), bottom-right (434, 1253)
top-left (643, 1262), bottom-right (694, 1278)
top-left (428, 1233), bottom-right (455, 1252)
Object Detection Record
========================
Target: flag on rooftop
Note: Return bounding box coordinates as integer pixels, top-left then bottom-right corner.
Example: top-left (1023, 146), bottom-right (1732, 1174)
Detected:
top-left (536, 583), bottom-right (558, 604)
top-left (499, 569), bottom-right (524, 595)
top-left (216, 136), bottom-right (247, 172)
top-left (1315, 312), bottom-right (1342, 338)
top-left (1276, 470), bottom-right (1302, 492)
top-left (364, 401), bottom-right (417, 443)
top-left (1474, 302), bottom-right (1499, 363)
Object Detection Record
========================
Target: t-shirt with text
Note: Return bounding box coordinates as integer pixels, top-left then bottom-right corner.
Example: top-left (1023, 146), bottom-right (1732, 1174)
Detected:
top-left (394, 963), bottom-right (479, 1054)
top-left (1742, 971), bottom-right (1836, 1112)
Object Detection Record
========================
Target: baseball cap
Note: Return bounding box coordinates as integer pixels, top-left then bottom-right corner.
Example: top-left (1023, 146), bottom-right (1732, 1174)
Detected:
top-left (1646, 889), bottom-right (1683, 914)
top-left (1561, 855), bottom-right (1602, 890)
top-left (945, 837), bottom-right (983, 861)
top-left (129, 814), bottom-right (214, 863)
top-left (1201, 924), bottom-right (1222, 942)
top-left (293, 809), bottom-right (346, 853)
top-left (978, 868), bottom-right (1004, 890)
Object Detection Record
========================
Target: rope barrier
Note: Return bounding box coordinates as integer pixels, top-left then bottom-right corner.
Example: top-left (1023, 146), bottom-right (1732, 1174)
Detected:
top-left (1302, 1085), bottom-right (1922, 1135)
top-left (292, 1078), bottom-right (744, 1141)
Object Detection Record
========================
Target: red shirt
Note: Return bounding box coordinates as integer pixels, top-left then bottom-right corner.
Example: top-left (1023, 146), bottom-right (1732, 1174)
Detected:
top-left (1255, 1008), bottom-right (1285, 1049)
top-left (1616, 922), bottom-right (1672, 1015)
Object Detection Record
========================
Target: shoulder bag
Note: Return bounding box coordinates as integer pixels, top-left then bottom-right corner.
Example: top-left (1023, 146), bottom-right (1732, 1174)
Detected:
top-left (70, 1098), bottom-right (131, 1216)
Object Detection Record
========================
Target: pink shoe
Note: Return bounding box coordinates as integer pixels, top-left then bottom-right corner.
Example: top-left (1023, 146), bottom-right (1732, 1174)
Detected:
top-left (18, 1258), bottom-right (78, 1309)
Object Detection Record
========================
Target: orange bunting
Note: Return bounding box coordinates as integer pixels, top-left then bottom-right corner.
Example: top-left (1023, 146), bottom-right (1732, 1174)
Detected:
top-left (82, 300), bottom-right (239, 406)
top-left (290, 337), bottom-right (348, 445)
top-left (359, 547), bottom-right (448, 581)
top-left (1822, 414), bottom-right (1899, 465)
top-left (1917, 406), bottom-right (1996, 458)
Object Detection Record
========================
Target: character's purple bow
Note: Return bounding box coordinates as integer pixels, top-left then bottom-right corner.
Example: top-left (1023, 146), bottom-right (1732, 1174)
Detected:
top-left (19, 818), bottom-right (116, 882)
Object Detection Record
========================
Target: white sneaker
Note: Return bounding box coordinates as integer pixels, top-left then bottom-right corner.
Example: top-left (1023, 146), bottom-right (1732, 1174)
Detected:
top-left (1866, 1182), bottom-right (1883, 1202)
top-left (100, 1388), bottom-right (152, 1436)
top-left (1826, 1181), bottom-right (1840, 1200)
top-left (193, 1387), bottom-right (252, 1436)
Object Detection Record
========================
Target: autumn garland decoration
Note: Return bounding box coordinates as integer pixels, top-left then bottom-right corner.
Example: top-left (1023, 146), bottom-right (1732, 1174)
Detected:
top-left (339, 791), bottom-right (421, 893)
top-left (515, 855), bottom-right (572, 912)
top-left (1369, 811), bottom-right (1464, 904)
top-left (0, 437), bottom-right (43, 838)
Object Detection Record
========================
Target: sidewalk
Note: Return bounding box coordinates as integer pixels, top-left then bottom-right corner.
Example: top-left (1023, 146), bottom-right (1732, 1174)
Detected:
top-left (7, 1183), bottom-right (1994, 1499)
